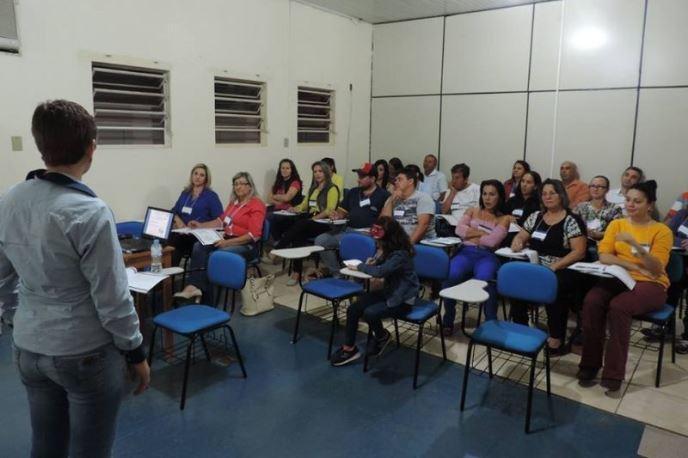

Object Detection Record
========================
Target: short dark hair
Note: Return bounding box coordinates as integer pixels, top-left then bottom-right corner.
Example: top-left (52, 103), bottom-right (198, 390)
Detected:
top-left (514, 170), bottom-right (542, 200)
top-left (389, 157), bottom-right (403, 172)
top-left (541, 178), bottom-right (570, 210)
top-left (592, 175), bottom-right (610, 189)
top-left (451, 163), bottom-right (470, 179)
top-left (31, 100), bottom-right (97, 166)
top-left (625, 166), bottom-right (645, 181)
top-left (321, 157), bottom-right (336, 173)
top-left (406, 164), bottom-right (424, 183)
top-left (397, 166), bottom-right (420, 187)
top-left (630, 180), bottom-right (658, 203)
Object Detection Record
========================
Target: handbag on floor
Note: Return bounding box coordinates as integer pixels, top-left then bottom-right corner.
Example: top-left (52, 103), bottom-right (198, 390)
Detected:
top-left (240, 274), bottom-right (275, 316)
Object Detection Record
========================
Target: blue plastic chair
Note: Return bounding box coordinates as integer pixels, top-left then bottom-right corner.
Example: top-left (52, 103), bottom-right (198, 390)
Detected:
top-left (292, 232), bottom-right (375, 359)
top-left (148, 251), bottom-right (247, 410)
top-left (116, 221), bottom-right (143, 238)
top-left (634, 251), bottom-right (684, 387)
top-left (248, 218), bottom-right (270, 277)
top-left (363, 245), bottom-right (449, 389)
top-left (461, 262), bottom-right (557, 433)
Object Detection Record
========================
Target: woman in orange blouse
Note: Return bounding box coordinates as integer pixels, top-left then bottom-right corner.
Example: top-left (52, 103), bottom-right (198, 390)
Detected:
top-left (578, 181), bottom-right (672, 394)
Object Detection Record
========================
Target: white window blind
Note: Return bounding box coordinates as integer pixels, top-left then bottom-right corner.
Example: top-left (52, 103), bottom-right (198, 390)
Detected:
top-left (214, 77), bottom-right (265, 144)
top-left (92, 63), bottom-right (168, 145)
top-left (298, 87), bottom-right (333, 144)
top-left (0, 0), bottom-right (19, 52)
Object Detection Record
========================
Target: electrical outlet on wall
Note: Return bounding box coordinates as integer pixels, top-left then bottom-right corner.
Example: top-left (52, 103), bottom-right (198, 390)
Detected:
top-left (11, 136), bottom-right (23, 151)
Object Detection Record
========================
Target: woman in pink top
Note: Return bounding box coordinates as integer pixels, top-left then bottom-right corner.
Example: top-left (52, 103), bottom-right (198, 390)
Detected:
top-left (441, 180), bottom-right (510, 336)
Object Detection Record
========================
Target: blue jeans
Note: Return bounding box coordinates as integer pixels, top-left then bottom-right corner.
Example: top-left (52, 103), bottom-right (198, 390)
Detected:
top-left (313, 227), bottom-right (355, 277)
top-left (188, 241), bottom-right (257, 293)
top-left (14, 343), bottom-right (126, 458)
top-left (442, 246), bottom-right (500, 327)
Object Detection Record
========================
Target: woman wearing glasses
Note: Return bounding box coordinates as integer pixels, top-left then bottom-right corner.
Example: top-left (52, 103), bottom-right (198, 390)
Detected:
top-left (573, 175), bottom-right (623, 246)
top-left (175, 172), bottom-right (266, 301)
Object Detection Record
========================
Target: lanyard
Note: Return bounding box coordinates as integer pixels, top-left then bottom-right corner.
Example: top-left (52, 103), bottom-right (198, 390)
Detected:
top-left (26, 169), bottom-right (97, 197)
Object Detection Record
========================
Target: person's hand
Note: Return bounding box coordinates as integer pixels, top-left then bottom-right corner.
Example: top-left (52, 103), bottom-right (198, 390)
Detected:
top-left (129, 360), bottom-right (151, 395)
top-left (188, 220), bottom-right (200, 228)
top-left (681, 239), bottom-right (688, 251)
top-left (511, 238), bottom-right (524, 252)
top-left (615, 232), bottom-right (636, 245)
top-left (214, 238), bottom-right (233, 248)
top-left (331, 210), bottom-right (343, 220)
top-left (509, 215), bottom-right (518, 224)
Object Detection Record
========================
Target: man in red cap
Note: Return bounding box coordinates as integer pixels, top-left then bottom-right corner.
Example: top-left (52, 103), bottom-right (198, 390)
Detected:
top-left (312, 162), bottom-right (390, 278)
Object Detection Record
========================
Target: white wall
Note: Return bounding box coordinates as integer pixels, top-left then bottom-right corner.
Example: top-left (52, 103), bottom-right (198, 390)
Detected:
top-left (0, 0), bottom-right (372, 220)
top-left (371, 0), bottom-right (688, 214)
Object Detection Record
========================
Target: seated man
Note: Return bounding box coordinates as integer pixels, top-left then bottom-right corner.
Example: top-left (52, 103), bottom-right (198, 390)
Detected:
top-left (382, 166), bottom-right (435, 243)
top-left (607, 166), bottom-right (644, 209)
top-left (664, 190), bottom-right (688, 224)
top-left (313, 163), bottom-right (389, 278)
top-left (441, 163), bottom-right (480, 220)
top-left (560, 160), bottom-right (591, 208)
top-left (419, 153), bottom-right (448, 202)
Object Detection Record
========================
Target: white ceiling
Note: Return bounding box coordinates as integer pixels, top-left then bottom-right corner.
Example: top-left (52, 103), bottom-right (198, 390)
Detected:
top-left (298, 0), bottom-right (555, 24)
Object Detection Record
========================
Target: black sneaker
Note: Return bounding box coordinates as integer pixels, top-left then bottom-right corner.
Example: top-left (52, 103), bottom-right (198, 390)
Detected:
top-left (577, 367), bottom-right (599, 387)
top-left (641, 325), bottom-right (665, 342)
top-left (330, 346), bottom-right (361, 367)
top-left (676, 340), bottom-right (688, 355)
top-left (366, 330), bottom-right (391, 357)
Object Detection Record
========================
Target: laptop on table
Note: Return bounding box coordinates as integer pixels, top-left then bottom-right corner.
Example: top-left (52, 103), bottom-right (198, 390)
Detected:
top-left (119, 207), bottom-right (174, 253)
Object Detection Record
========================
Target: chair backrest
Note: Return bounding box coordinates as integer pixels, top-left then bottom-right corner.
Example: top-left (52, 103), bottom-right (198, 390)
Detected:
top-left (116, 221), bottom-right (143, 238)
top-left (340, 232), bottom-right (376, 262)
top-left (413, 244), bottom-right (449, 281)
top-left (497, 262), bottom-right (557, 304)
top-left (667, 251), bottom-right (684, 284)
top-left (261, 218), bottom-right (271, 243)
top-left (208, 251), bottom-right (247, 290)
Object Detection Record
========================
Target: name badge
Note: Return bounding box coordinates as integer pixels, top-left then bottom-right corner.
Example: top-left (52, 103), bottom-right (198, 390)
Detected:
top-left (587, 219), bottom-right (602, 231)
top-left (360, 198), bottom-right (371, 207)
top-left (224, 216), bottom-right (232, 226)
top-left (532, 229), bottom-right (547, 241)
top-left (512, 208), bottom-right (524, 217)
top-left (679, 224), bottom-right (688, 237)
top-left (393, 209), bottom-right (405, 218)
top-left (309, 200), bottom-right (317, 207)
top-left (182, 206), bottom-right (193, 215)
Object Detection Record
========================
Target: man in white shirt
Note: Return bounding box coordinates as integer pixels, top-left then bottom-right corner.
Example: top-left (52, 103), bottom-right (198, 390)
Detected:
top-left (441, 163), bottom-right (480, 219)
top-left (419, 154), bottom-right (448, 202)
top-left (607, 166), bottom-right (644, 207)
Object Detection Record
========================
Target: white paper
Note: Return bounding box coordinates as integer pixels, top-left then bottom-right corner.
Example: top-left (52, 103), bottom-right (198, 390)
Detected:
top-left (171, 228), bottom-right (222, 245)
top-left (511, 208), bottom-right (524, 217)
top-left (273, 210), bottom-right (298, 216)
top-left (314, 219), bottom-right (348, 225)
top-left (587, 219), bottom-right (601, 230)
top-left (678, 224), bottom-right (688, 237)
top-left (423, 237), bottom-right (462, 247)
top-left (437, 214), bottom-right (459, 226)
top-left (569, 262), bottom-right (636, 290)
top-left (508, 223), bottom-right (521, 233)
top-left (343, 259), bottom-right (362, 268)
top-left (126, 267), bottom-right (168, 293)
top-left (495, 247), bottom-right (539, 263)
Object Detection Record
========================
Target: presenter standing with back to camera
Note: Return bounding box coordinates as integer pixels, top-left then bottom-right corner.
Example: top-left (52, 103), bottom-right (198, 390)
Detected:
top-left (0, 99), bottom-right (150, 457)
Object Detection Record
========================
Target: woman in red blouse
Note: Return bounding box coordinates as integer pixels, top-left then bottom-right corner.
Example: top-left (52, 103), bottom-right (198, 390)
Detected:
top-left (176, 172), bottom-right (266, 300)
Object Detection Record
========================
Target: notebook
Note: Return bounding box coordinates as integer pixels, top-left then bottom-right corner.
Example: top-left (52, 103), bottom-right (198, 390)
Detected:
top-left (120, 207), bottom-right (174, 253)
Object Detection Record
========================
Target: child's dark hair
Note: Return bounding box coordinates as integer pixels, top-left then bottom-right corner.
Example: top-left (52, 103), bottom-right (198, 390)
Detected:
top-left (375, 216), bottom-right (414, 258)
top-left (630, 180), bottom-right (658, 203)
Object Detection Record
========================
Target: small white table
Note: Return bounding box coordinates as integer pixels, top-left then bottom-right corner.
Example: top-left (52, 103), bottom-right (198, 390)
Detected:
top-left (439, 279), bottom-right (490, 335)
top-left (339, 267), bottom-right (372, 280)
top-left (420, 237), bottom-right (462, 249)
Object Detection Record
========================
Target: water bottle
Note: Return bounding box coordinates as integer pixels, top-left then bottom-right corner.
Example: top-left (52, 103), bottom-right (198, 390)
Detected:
top-left (150, 239), bottom-right (163, 273)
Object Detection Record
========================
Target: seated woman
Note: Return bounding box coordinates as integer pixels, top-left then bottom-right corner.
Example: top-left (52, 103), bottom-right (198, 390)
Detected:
top-left (388, 157), bottom-right (404, 183)
top-left (573, 175), bottom-right (623, 258)
top-left (267, 158), bottom-right (303, 242)
top-left (441, 180), bottom-right (510, 336)
top-left (579, 181), bottom-right (672, 393)
top-left (168, 163), bottom-right (223, 266)
top-left (330, 216), bottom-right (419, 366)
top-left (274, 161), bottom-right (339, 286)
top-left (503, 160), bottom-right (530, 198)
top-left (504, 170), bottom-right (542, 246)
top-left (176, 172), bottom-right (266, 300)
top-left (511, 179), bottom-right (587, 354)
top-left (374, 159), bottom-right (395, 193)
top-left (322, 157), bottom-right (344, 202)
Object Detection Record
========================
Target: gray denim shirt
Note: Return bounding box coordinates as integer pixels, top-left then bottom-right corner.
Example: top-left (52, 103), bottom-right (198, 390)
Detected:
top-left (358, 250), bottom-right (420, 308)
top-left (0, 175), bottom-right (142, 356)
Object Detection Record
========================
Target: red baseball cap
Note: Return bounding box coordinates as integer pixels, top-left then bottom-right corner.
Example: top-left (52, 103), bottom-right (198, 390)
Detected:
top-left (352, 162), bottom-right (375, 176)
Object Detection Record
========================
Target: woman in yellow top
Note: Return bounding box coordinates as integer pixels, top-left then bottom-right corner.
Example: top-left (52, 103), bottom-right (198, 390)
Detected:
top-left (322, 157), bottom-right (344, 202)
top-left (275, 160), bottom-right (340, 285)
top-left (578, 180), bottom-right (672, 394)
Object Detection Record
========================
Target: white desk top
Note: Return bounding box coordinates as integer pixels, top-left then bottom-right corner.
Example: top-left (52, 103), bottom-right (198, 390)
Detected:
top-left (440, 279), bottom-right (489, 303)
top-left (339, 267), bottom-right (372, 280)
top-left (420, 237), bottom-right (462, 248)
top-left (161, 266), bottom-right (184, 276)
top-left (314, 219), bottom-right (348, 225)
top-left (270, 245), bottom-right (325, 259)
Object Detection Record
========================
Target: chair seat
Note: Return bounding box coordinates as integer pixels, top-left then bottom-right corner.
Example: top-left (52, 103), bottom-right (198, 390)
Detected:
top-left (635, 304), bottom-right (675, 324)
top-left (154, 305), bottom-right (230, 334)
top-left (303, 278), bottom-right (364, 299)
top-left (472, 320), bottom-right (547, 355)
top-left (401, 300), bottom-right (439, 323)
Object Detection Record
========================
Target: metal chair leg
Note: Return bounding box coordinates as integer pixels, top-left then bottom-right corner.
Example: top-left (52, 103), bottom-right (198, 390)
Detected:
top-left (231, 290), bottom-right (236, 314)
top-left (656, 323), bottom-right (666, 388)
top-left (460, 340), bottom-right (473, 411)
top-left (199, 334), bottom-right (211, 362)
top-left (525, 356), bottom-right (537, 433)
top-left (292, 290), bottom-right (307, 344)
top-left (363, 328), bottom-right (373, 372)
top-left (148, 326), bottom-right (157, 366)
top-left (671, 314), bottom-right (677, 364)
top-left (180, 335), bottom-right (197, 410)
top-left (226, 325), bottom-right (247, 378)
top-left (394, 319), bottom-right (400, 348)
top-left (327, 300), bottom-right (339, 360)
top-left (545, 348), bottom-right (551, 396)
top-left (486, 347), bottom-right (493, 379)
top-left (501, 297), bottom-right (508, 321)
top-left (413, 323), bottom-right (424, 390)
top-left (437, 312), bottom-right (447, 361)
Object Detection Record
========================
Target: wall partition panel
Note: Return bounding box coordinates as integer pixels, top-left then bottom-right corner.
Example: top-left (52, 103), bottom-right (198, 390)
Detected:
top-left (440, 93), bottom-right (527, 183)
top-left (642, 0), bottom-right (688, 86)
top-left (524, 92), bottom-right (557, 177)
top-left (633, 88), bottom-right (688, 214)
top-left (529, 1), bottom-right (563, 91)
top-left (371, 96), bottom-right (440, 166)
top-left (372, 17), bottom-right (444, 96)
top-left (442, 5), bottom-right (532, 94)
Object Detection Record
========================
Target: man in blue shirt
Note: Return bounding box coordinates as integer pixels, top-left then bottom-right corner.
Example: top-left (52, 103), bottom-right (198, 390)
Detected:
top-left (0, 100), bottom-right (150, 456)
top-left (313, 163), bottom-right (389, 278)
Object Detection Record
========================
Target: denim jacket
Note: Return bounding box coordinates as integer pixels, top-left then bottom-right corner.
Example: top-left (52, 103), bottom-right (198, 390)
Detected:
top-left (358, 250), bottom-right (420, 308)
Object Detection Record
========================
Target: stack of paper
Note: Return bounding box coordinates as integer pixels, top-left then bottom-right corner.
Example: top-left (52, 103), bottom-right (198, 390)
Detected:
top-left (569, 262), bottom-right (636, 290)
top-left (314, 219), bottom-right (348, 225)
top-left (126, 267), bottom-right (168, 293)
top-left (273, 210), bottom-right (298, 216)
top-left (495, 247), bottom-right (539, 263)
top-left (172, 228), bottom-right (222, 245)
top-left (427, 237), bottom-right (462, 246)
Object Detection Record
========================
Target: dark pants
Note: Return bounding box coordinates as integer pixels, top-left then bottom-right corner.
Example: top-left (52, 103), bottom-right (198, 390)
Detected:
top-left (344, 292), bottom-right (411, 347)
top-left (269, 213), bottom-right (299, 242)
top-left (188, 241), bottom-right (257, 295)
top-left (511, 268), bottom-right (579, 340)
top-left (167, 232), bottom-right (196, 266)
top-left (14, 343), bottom-right (125, 458)
top-left (667, 271), bottom-right (688, 339)
top-left (580, 278), bottom-right (666, 380)
top-left (274, 218), bottom-right (330, 272)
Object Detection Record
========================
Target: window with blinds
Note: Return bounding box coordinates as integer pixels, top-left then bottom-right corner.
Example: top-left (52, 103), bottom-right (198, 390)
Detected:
top-left (0, 0), bottom-right (19, 53)
top-left (214, 77), bottom-right (265, 144)
top-left (297, 87), bottom-right (334, 144)
top-left (91, 63), bottom-right (168, 146)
